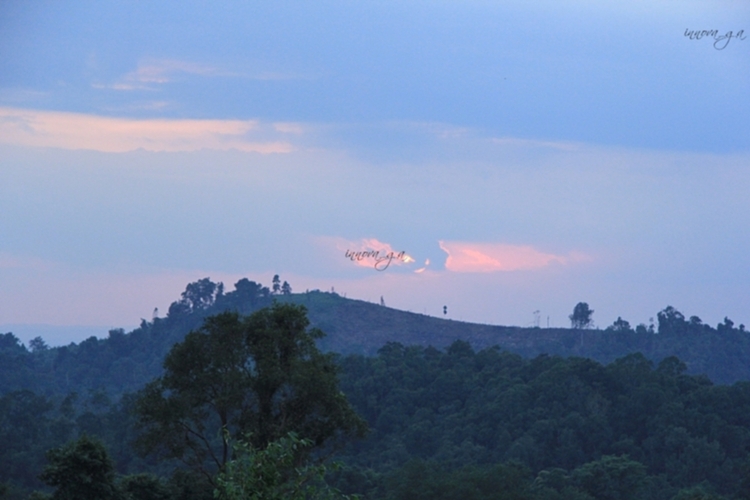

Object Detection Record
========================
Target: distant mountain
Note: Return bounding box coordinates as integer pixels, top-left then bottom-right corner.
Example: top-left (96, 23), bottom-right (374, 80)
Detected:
top-left (1, 278), bottom-right (749, 398)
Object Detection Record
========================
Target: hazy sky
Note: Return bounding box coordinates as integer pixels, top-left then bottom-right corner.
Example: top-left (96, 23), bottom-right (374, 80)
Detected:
top-left (1, 1), bottom-right (748, 345)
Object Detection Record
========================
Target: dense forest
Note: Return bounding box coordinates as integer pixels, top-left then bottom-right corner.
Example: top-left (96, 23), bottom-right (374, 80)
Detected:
top-left (2, 278), bottom-right (750, 499)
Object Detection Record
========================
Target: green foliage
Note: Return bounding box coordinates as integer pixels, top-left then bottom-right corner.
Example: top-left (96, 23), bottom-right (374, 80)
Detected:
top-left (27, 492), bottom-right (51, 500)
top-left (134, 304), bottom-right (366, 480)
top-left (118, 474), bottom-right (171, 500)
top-left (38, 435), bottom-right (120, 500)
top-left (570, 455), bottom-right (647, 500)
top-left (671, 484), bottom-right (727, 500)
top-left (383, 461), bottom-right (533, 500)
top-left (4, 279), bottom-right (750, 401)
top-left (6, 278), bottom-right (750, 499)
top-left (334, 343), bottom-right (750, 499)
top-left (214, 432), bottom-right (353, 500)
top-left (165, 470), bottom-right (214, 500)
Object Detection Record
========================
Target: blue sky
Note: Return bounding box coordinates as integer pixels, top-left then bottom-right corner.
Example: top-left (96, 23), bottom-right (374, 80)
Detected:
top-left (1, 1), bottom-right (748, 345)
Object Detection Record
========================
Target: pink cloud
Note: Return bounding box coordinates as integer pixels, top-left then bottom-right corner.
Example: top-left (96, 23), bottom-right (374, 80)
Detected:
top-left (95, 59), bottom-right (306, 92)
top-left (0, 107), bottom-right (294, 153)
top-left (439, 241), bottom-right (585, 272)
top-left (95, 59), bottom-right (233, 91)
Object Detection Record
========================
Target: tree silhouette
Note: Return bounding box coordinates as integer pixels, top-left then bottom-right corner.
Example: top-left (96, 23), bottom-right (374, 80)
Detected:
top-left (133, 304), bottom-right (366, 482)
top-left (569, 302), bottom-right (594, 329)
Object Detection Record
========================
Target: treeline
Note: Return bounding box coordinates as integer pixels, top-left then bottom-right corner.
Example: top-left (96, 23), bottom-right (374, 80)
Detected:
top-left (330, 342), bottom-right (750, 498)
top-left (3, 278), bottom-right (750, 402)
top-left (4, 278), bottom-right (750, 498)
top-left (1, 303), bottom-right (364, 499)
top-left (5, 339), bottom-right (750, 498)
top-left (0, 278), bottom-right (277, 396)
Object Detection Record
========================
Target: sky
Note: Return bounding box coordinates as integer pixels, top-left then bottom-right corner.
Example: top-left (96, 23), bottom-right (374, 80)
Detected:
top-left (1, 0), bottom-right (749, 345)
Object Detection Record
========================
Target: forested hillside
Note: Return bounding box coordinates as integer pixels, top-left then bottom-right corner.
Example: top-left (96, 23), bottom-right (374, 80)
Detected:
top-left (333, 342), bottom-right (750, 499)
top-left (1, 277), bottom-right (749, 399)
top-left (4, 337), bottom-right (750, 498)
top-left (2, 277), bottom-right (750, 499)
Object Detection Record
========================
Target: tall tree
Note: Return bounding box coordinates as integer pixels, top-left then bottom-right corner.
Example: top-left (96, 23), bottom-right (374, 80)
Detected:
top-left (272, 275), bottom-right (281, 295)
top-left (657, 306), bottom-right (687, 335)
top-left (133, 304), bottom-right (366, 482)
top-left (569, 302), bottom-right (594, 329)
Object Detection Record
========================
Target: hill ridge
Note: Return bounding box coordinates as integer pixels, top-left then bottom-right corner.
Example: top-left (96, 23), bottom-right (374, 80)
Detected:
top-left (2, 278), bottom-right (749, 398)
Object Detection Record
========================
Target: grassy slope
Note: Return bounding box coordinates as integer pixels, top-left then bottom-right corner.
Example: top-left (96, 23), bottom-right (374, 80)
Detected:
top-left (279, 292), bottom-right (750, 384)
top-left (3, 290), bottom-right (749, 397)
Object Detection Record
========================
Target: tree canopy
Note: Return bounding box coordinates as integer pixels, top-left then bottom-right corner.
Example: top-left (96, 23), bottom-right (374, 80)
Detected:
top-left (38, 434), bottom-right (119, 500)
top-left (133, 304), bottom-right (367, 481)
top-left (570, 302), bottom-right (594, 329)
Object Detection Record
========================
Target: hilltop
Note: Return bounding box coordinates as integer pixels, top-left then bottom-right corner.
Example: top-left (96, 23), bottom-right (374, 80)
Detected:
top-left (3, 278), bottom-right (750, 499)
top-left (282, 291), bottom-right (750, 385)
top-left (1, 277), bottom-right (749, 399)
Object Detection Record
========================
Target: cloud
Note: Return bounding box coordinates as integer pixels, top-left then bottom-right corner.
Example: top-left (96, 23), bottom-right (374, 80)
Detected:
top-left (490, 136), bottom-right (580, 151)
top-left (414, 258), bottom-right (430, 273)
top-left (0, 107), bottom-right (294, 153)
top-left (94, 59), bottom-right (309, 91)
top-left (273, 122), bottom-right (306, 134)
top-left (439, 241), bottom-right (587, 272)
top-left (94, 59), bottom-right (237, 91)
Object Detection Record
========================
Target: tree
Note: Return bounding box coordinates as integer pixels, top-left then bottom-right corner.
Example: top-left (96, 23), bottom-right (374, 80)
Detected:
top-left (672, 485), bottom-right (726, 500)
top-left (272, 275), bottom-right (281, 295)
top-left (571, 455), bottom-right (647, 500)
top-left (167, 278), bottom-right (223, 319)
top-left (281, 281), bottom-right (292, 295)
top-left (569, 302), bottom-right (594, 329)
top-left (182, 277), bottom-right (221, 312)
top-left (214, 432), bottom-right (354, 500)
top-left (28, 336), bottom-right (48, 352)
top-left (657, 306), bottom-right (686, 335)
top-left (117, 474), bottom-right (171, 500)
top-left (718, 317), bottom-right (735, 334)
top-left (217, 279), bottom-right (273, 315)
top-left (38, 435), bottom-right (120, 500)
top-left (133, 304), bottom-right (366, 482)
top-left (607, 317), bottom-right (631, 333)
